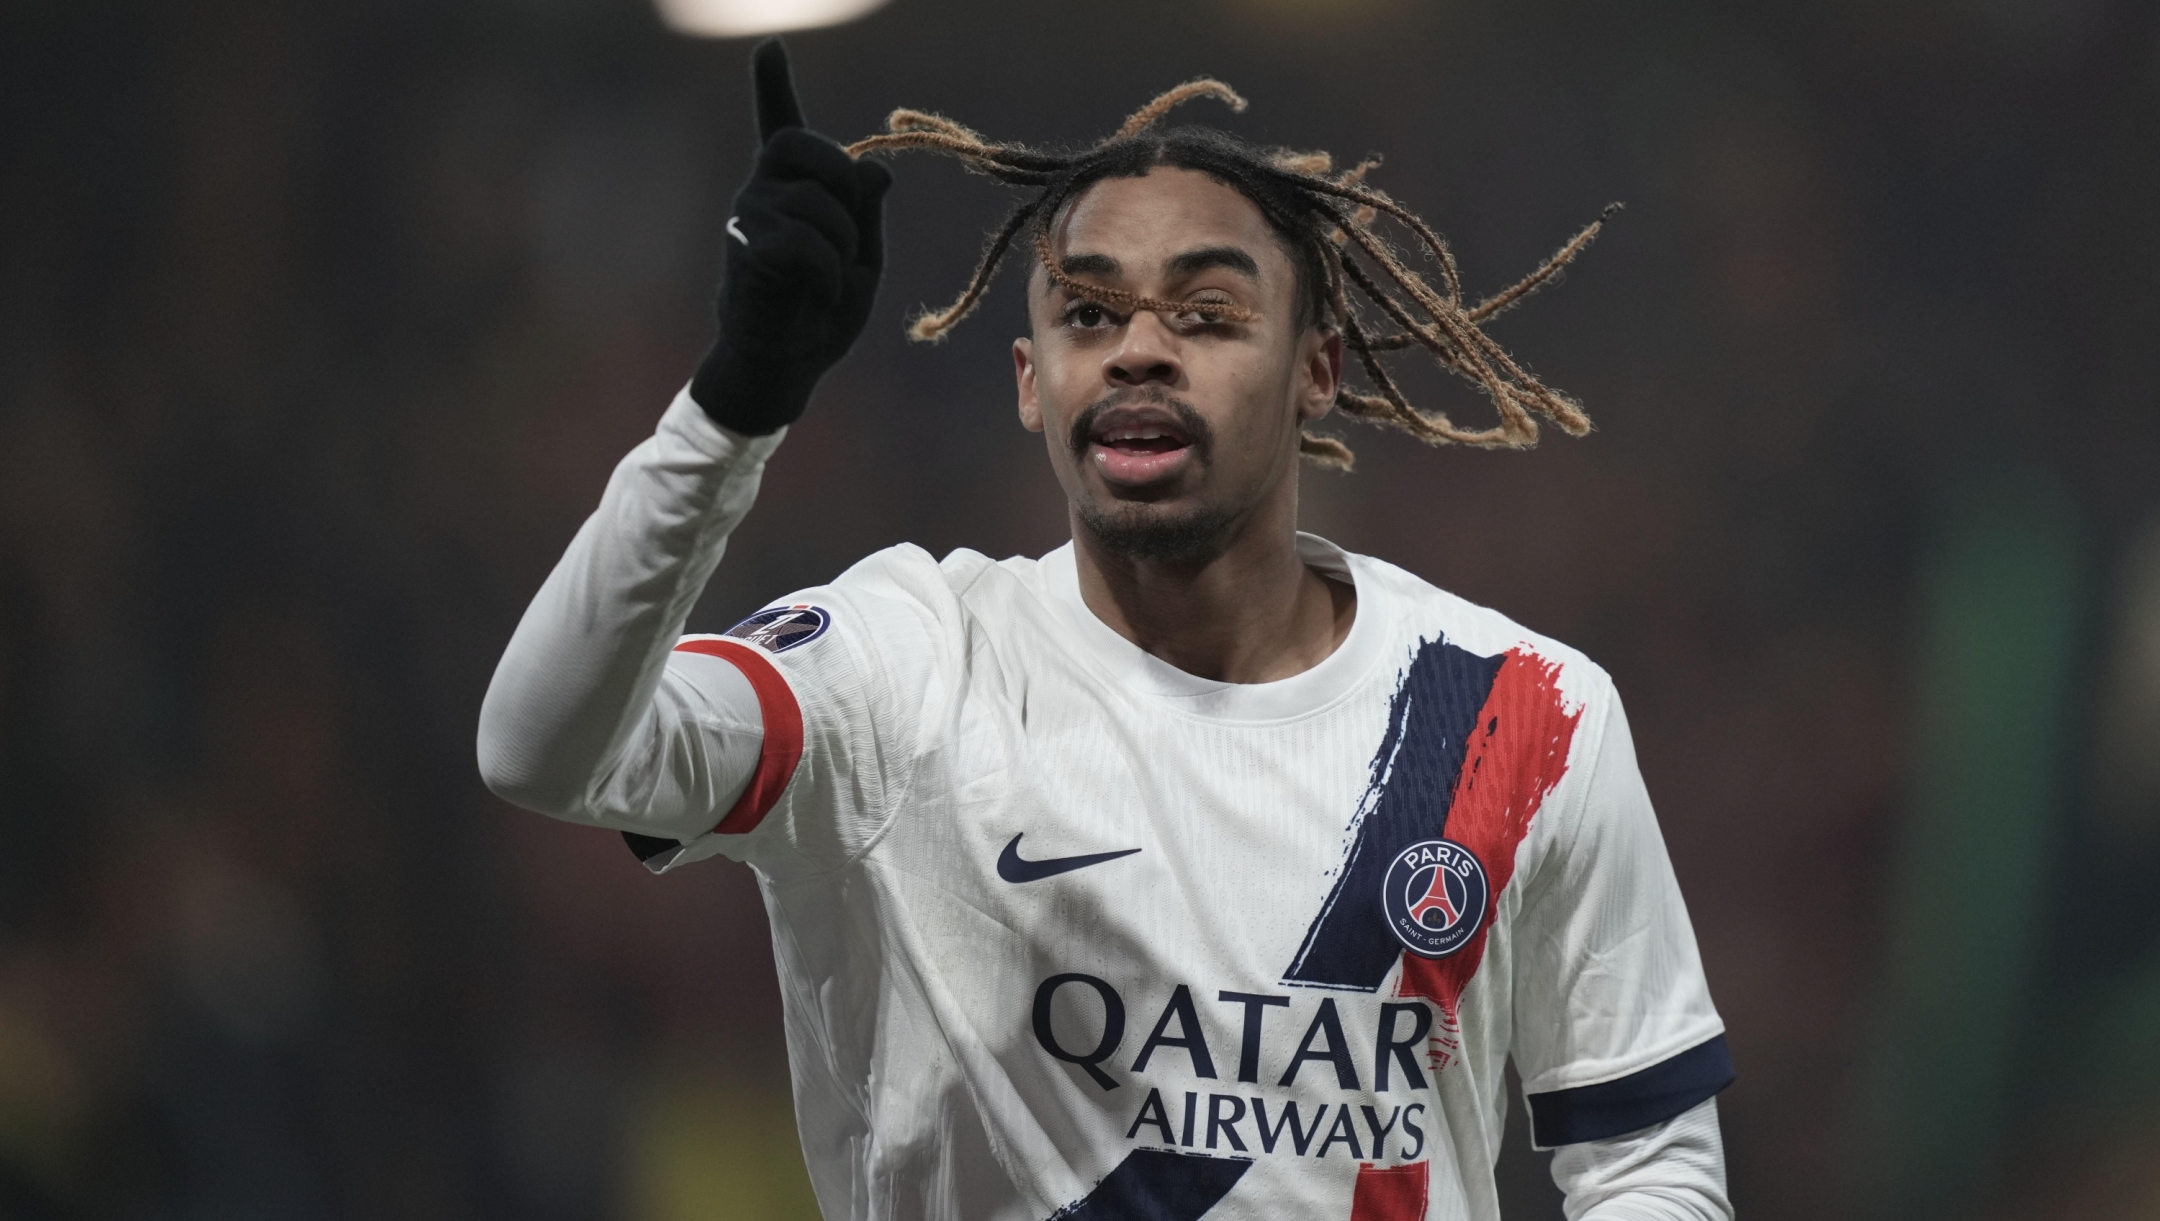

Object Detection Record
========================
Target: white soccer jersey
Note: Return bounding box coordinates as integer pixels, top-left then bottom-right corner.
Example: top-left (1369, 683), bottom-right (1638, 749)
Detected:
top-left (479, 389), bottom-right (1733, 1221)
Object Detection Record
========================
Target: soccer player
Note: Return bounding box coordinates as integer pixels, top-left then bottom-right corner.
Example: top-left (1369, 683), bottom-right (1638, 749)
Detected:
top-left (479, 40), bottom-right (1734, 1221)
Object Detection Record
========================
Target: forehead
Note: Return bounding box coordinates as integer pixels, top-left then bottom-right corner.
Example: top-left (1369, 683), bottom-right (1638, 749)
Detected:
top-left (1046, 167), bottom-right (1290, 276)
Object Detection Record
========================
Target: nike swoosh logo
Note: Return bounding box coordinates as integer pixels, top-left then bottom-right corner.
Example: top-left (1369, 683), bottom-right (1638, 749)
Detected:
top-left (996, 833), bottom-right (1141, 883)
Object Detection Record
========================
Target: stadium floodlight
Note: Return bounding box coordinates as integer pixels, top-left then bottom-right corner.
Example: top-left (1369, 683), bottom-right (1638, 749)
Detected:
top-left (654, 0), bottom-right (889, 37)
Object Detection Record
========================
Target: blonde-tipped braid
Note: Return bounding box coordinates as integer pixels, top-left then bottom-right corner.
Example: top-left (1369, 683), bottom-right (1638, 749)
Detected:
top-left (845, 79), bottom-right (1613, 466)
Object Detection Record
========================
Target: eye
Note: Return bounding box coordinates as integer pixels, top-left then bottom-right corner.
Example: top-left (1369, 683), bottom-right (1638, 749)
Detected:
top-left (1063, 300), bottom-right (1117, 330)
top-left (1173, 294), bottom-right (1238, 327)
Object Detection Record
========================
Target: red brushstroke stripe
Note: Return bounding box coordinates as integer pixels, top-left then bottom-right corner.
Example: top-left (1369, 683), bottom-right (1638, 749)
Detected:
top-left (1349, 1159), bottom-right (1428, 1221)
top-left (672, 638), bottom-right (804, 836)
top-left (1398, 648), bottom-right (1581, 1020)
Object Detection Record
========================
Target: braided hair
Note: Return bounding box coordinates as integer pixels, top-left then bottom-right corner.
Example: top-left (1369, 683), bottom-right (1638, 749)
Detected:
top-left (846, 80), bottom-right (1613, 468)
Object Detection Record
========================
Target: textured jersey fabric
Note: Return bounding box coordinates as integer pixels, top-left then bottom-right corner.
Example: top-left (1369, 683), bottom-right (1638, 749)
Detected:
top-left (479, 387), bottom-right (1735, 1221)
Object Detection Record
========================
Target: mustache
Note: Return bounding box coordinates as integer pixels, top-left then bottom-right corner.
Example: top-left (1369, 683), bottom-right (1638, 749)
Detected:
top-left (1066, 389), bottom-right (1215, 460)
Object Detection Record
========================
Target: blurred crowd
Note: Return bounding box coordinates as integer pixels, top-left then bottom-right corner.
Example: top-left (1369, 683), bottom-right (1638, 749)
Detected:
top-left (3, 0), bottom-right (2158, 1217)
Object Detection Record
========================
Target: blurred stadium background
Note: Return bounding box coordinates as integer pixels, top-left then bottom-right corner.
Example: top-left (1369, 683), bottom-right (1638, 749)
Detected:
top-left (4, 0), bottom-right (2159, 1217)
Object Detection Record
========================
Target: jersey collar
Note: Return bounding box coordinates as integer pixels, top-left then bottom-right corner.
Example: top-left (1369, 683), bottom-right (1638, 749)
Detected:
top-left (1035, 533), bottom-right (1389, 723)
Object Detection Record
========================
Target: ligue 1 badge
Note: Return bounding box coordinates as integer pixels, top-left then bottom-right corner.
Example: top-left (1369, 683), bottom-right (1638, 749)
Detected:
top-left (1382, 839), bottom-right (1490, 958)
top-left (723, 604), bottom-right (831, 653)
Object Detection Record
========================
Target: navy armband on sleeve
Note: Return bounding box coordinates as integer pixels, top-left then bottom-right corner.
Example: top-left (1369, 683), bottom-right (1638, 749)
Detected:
top-left (1526, 1033), bottom-right (1734, 1147)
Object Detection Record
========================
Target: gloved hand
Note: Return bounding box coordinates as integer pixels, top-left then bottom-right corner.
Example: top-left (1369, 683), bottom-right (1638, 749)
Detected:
top-left (690, 39), bottom-right (892, 436)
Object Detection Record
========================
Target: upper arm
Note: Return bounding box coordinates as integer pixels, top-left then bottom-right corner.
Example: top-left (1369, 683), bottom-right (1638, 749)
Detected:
top-left (582, 646), bottom-right (769, 851)
top-left (1511, 687), bottom-right (1732, 1149)
top-left (650, 547), bottom-right (956, 875)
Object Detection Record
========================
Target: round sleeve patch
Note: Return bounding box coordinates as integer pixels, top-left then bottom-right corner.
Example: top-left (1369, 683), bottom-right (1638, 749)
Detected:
top-left (723, 605), bottom-right (831, 653)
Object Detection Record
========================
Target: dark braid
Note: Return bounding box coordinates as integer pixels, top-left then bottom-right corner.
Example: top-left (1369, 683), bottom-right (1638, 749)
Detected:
top-left (846, 80), bottom-right (1613, 466)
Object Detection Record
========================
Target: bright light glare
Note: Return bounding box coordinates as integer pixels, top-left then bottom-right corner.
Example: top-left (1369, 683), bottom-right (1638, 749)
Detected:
top-left (654, 0), bottom-right (889, 37)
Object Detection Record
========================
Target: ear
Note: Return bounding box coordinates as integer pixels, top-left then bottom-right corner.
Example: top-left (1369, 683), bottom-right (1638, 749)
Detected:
top-left (1014, 337), bottom-right (1044, 433)
top-left (1297, 326), bottom-right (1343, 423)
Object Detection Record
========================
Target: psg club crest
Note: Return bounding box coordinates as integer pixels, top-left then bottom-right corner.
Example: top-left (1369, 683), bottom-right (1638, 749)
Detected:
top-left (723, 605), bottom-right (830, 654)
top-left (1381, 839), bottom-right (1489, 958)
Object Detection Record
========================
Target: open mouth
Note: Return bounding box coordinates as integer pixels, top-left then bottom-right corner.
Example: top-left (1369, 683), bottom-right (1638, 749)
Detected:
top-left (1078, 401), bottom-right (1206, 486)
top-left (1094, 423), bottom-right (1191, 457)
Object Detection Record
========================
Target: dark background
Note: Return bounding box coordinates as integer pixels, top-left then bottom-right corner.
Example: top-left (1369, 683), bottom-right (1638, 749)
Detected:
top-left (5, 0), bottom-right (2160, 1217)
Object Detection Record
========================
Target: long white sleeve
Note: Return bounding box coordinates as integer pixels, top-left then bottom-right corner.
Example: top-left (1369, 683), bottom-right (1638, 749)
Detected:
top-left (1550, 1099), bottom-right (1733, 1221)
top-left (476, 386), bottom-right (778, 841)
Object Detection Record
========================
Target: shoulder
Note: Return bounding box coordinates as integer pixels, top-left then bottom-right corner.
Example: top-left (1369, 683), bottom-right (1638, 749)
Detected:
top-left (772, 543), bottom-right (1056, 657)
top-left (844, 542), bottom-right (1064, 626)
top-left (1347, 549), bottom-right (1616, 708)
top-left (1345, 552), bottom-right (1636, 866)
top-left (793, 543), bottom-right (999, 640)
top-left (824, 542), bottom-right (1042, 606)
top-left (826, 541), bottom-right (955, 605)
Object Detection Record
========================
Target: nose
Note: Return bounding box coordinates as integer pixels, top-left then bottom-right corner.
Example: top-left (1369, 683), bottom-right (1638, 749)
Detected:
top-left (1103, 310), bottom-right (1182, 389)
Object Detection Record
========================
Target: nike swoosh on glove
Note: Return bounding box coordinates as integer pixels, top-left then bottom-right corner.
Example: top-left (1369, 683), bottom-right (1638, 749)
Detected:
top-left (690, 38), bottom-right (892, 436)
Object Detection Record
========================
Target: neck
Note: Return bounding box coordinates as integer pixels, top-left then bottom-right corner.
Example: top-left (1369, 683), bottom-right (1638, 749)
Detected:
top-left (1069, 487), bottom-right (1355, 684)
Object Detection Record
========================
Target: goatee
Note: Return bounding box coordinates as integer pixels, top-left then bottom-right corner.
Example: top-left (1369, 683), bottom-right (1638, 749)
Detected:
top-left (1067, 389), bottom-right (1228, 563)
top-left (1076, 500), bottom-right (1236, 564)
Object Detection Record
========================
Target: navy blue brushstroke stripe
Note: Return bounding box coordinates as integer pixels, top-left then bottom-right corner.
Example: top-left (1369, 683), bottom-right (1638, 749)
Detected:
top-left (1046, 1148), bottom-right (1251, 1221)
top-left (1283, 638), bottom-right (1502, 990)
top-left (1526, 1034), bottom-right (1736, 1147)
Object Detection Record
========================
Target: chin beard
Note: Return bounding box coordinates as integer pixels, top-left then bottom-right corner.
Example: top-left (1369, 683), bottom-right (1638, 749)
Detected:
top-left (1067, 389), bottom-right (1235, 563)
top-left (1075, 499), bottom-right (1236, 564)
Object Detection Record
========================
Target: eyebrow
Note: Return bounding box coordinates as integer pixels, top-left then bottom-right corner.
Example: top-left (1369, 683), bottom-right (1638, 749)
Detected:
top-left (1058, 252), bottom-right (1120, 279)
top-left (1054, 245), bottom-right (1262, 287)
top-left (1165, 245), bottom-right (1260, 280)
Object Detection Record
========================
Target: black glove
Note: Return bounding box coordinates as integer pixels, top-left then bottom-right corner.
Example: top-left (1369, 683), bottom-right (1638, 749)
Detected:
top-left (690, 39), bottom-right (891, 436)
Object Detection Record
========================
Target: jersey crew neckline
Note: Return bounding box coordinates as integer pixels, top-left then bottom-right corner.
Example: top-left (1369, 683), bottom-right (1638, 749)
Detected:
top-left (1034, 533), bottom-right (1390, 725)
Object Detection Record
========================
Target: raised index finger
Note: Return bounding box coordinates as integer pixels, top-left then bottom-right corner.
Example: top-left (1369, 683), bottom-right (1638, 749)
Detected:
top-left (751, 38), bottom-right (806, 142)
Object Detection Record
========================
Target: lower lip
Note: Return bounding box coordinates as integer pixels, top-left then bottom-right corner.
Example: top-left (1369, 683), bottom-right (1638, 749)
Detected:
top-left (1090, 442), bottom-right (1194, 485)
